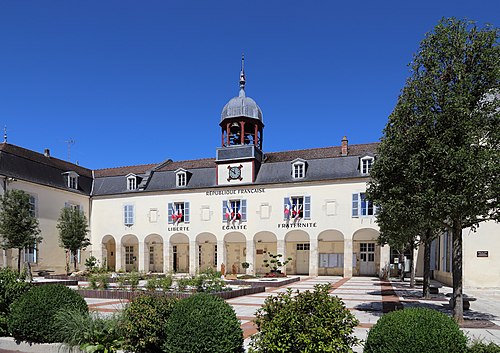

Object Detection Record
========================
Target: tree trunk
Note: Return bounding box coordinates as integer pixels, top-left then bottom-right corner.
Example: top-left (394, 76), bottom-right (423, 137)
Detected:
top-left (452, 220), bottom-right (464, 324)
top-left (65, 249), bottom-right (70, 274)
top-left (73, 252), bottom-right (78, 272)
top-left (409, 244), bottom-right (415, 288)
top-left (422, 229), bottom-right (432, 299)
top-left (17, 248), bottom-right (22, 274)
top-left (399, 253), bottom-right (405, 281)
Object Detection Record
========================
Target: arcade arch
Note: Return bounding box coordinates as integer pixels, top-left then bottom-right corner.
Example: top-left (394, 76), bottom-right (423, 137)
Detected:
top-left (352, 228), bottom-right (380, 276)
top-left (196, 232), bottom-right (217, 272)
top-left (285, 230), bottom-right (310, 275)
top-left (224, 232), bottom-right (246, 274)
top-left (170, 233), bottom-right (189, 273)
top-left (253, 231), bottom-right (277, 275)
top-left (144, 234), bottom-right (163, 273)
top-left (318, 230), bottom-right (345, 276)
top-left (121, 234), bottom-right (139, 272)
top-left (101, 235), bottom-right (116, 271)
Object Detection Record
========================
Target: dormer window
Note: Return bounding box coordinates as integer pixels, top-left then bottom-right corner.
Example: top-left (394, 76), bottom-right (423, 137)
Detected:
top-left (175, 169), bottom-right (187, 187)
top-left (126, 174), bottom-right (138, 191)
top-left (291, 159), bottom-right (306, 179)
top-left (63, 171), bottom-right (79, 190)
top-left (360, 156), bottom-right (374, 175)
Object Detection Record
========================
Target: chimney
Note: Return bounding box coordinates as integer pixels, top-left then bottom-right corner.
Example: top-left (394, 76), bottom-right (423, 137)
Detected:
top-left (341, 136), bottom-right (348, 156)
top-left (44, 148), bottom-right (50, 157)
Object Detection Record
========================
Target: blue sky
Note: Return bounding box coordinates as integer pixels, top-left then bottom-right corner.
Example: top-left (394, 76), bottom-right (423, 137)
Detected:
top-left (1, 1), bottom-right (499, 169)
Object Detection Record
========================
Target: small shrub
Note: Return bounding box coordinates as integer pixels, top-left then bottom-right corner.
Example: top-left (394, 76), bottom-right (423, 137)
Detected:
top-left (8, 284), bottom-right (88, 343)
top-left (164, 293), bottom-right (243, 353)
top-left (158, 275), bottom-right (173, 291)
top-left (89, 273), bottom-right (109, 290)
top-left (54, 308), bottom-right (124, 353)
top-left (0, 268), bottom-right (32, 336)
top-left (364, 307), bottom-right (468, 353)
top-left (469, 341), bottom-right (500, 353)
top-left (122, 294), bottom-right (178, 353)
top-left (145, 276), bottom-right (159, 291)
top-left (249, 284), bottom-right (359, 352)
top-left (85, 256), bottom-right (98, 272)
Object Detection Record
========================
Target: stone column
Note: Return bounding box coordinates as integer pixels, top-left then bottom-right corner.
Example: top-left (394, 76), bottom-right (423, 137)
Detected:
top-left (138, 241), bottom-right (146, 272)
top-left (246, 239), bottom-right (255, 275)
top-left (344, 238), bottom-right (353, 278)
top-left (277, 238), bottom-right (286, 273)
top-left (115, 243), bottom-right (123, 272)
top-left (217, 240), bottom-right (226, 273)
top-left (309, 235), bottom-right (319, 276)
top-left (163, 240), bottom-right (171, 273)
top-left (380, 244), bottom-right (391, 278)
top-left (189, 240), bottom-right (197, 276)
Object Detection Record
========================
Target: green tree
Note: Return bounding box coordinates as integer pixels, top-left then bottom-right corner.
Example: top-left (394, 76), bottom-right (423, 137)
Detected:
top-left (0, 189), bottom-right (42, 273)
top-left (57, 206), bottom-right (90, 272)
top-left (368, 84), bottom-right (444, 296)
top-left (371, 18), bottom-right (499, 322)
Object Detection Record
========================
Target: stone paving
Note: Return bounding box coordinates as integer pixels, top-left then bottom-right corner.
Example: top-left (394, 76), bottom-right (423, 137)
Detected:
top-left (81, 276), bottom-right (500, 352)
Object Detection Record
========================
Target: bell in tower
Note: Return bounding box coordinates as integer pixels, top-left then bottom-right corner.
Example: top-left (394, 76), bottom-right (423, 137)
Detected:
top-left (216, 55), bottom-right (265, 185)
top-left (220, 54), bottom-right (264, 150)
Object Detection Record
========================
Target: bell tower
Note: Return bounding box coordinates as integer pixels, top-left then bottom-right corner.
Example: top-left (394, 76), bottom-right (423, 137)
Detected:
top-left (216, 55), bottom-right (264, 185)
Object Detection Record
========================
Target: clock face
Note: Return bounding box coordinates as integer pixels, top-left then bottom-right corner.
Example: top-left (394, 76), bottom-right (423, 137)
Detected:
top-left (229, 166), bottom-right (241, 180)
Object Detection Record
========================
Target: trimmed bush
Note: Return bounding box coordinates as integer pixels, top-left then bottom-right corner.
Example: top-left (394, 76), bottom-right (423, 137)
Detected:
top-left (364, 307), bottom-right (468, 353)
top-left (163, 293), bottom-right (243, 353)
top-left (8, 284), bottom-right (88, 343)
top-left (0, 267), bottom-right (32, 336)
top-left (122, 294), bottom-right (177, 353)
top-left (249, 284), bottom-right (360, 353)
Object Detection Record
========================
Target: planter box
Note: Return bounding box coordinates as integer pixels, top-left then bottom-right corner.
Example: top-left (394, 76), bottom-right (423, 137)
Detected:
top-left (76, 285), bottom-right (265, 300)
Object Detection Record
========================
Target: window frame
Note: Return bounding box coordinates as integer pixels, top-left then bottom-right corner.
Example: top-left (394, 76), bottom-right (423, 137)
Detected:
top-left (63, 171), bottom-right (79, 190)
top-left (126, 174), bottom-right (138, 191)
top-left (176, 171), bottom-right (187, 187)
top-left (360, 156), bottom-right (374, 175)
top-left (291, 159), bottom-right (306, 179)
top-left (124, 204), bottom-right (135, 226)
top-left (352, 192), bottom-right (375, 217)
top-left (222, 199), bottom-right (247, 222)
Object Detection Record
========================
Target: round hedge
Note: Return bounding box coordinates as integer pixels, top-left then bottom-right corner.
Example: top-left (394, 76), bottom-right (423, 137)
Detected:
top-left (364, 307), bottom-right (468, 353)
top-left (122, 294), bottom-right (178, 353)
top-left (8, 284), bottom-right (88, 343)
top-left (163, 293), bottom-right (243, 353)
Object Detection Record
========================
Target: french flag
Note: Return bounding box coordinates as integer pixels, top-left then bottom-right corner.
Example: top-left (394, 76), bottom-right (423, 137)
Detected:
top-left (234, 206), bottom-right (242, 221)
top-left (294, 205), bottom-right (302, 220)
top-left (171, 204), bottom-right (178, 223)
top-left (284, 199), bottom-right (291, 219)
top-left (225, 205), bottom-right (232, 222)
top-left (175, 208), bottom-right (183, 223)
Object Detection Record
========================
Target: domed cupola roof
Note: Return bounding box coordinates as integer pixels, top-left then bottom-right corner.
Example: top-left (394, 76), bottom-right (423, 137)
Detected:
top-left (221, 56), bottom-right (263, 123)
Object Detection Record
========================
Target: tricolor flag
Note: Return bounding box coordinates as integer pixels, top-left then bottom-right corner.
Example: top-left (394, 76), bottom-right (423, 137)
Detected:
top-left (175, 207), bottom-right (183, 223)
top-left (284, 199), bottom-right (291, 219)
top-left (225, 205), bottom-right (233, 222)
top-left (171, 204), bottom-right (178, 223)
top-left (233, 206), bottom-right (242, 221)
top-left (293, 204), bottom-right (302, 220)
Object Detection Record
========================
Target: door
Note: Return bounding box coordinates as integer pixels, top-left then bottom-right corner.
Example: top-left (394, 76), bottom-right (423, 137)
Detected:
top-left (173, 245), bottom-right (178, 272)
top-left (295, 243), bottom-right (310, 274)
top-left (359, 242), bottom-right (376, 275)
top-left (149, 246), bottom-right (155, 272)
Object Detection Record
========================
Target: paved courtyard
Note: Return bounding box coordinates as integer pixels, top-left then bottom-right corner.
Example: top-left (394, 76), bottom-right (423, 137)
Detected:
top-left (83, 276), bottom-right (500, 351)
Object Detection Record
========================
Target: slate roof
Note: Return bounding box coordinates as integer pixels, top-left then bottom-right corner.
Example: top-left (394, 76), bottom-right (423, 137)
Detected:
top-left (92, 143), bottom-right (379, 196)
top-left (0, 143), bottom-right (93, 195)
top-left (0, 141), bottom-right (379, 197)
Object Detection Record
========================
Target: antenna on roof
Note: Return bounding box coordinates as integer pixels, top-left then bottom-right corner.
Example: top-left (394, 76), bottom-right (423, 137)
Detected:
top-left (3, 126), bottom-right (7, 143)
top-left (65, 138), bottom-right (75, 161)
